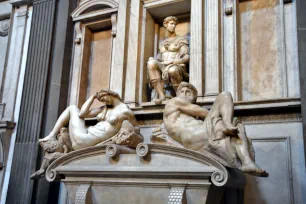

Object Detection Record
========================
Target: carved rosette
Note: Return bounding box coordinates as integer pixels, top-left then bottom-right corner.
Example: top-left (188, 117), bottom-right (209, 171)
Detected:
top-left (0, 19), bottom-right (10, 37)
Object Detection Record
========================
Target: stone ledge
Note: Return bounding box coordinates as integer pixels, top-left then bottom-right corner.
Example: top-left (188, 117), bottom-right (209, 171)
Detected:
top-left (0, 120), bottom-right (15, 129)
top-left (132, 98), bottom-right (301, 116)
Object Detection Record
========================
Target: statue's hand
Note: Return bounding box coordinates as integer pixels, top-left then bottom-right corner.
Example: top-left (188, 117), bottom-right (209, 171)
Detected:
top-left (161, 60), bottom-right (174, 66)
top-left (108, 115), bottom-right (118, 125)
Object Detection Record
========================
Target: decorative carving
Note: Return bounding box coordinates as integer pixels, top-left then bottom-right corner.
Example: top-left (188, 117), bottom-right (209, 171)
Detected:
top-left (153, 82), bottom-right (268, 177)
top-left (105, 144), bottom-right (135, 159)
top-left (74, 22), bottom-right (82, 44)
top-left (0, 19), bottom-right (10, 37)
top-left (75, 184), bottom-right (92, 204)
top-left (224, 0), bottom-right (233, 16)
top-left (147, 16), bottom-right (190, 103)
top-left (45, 143), bottom-right (230, 187)
top-left (30, 127), bottom-right (72, 179)
top-left (111, 13), bottom-right (117, 37)
top-left (97, 120), bottom-right (143, 148)
top-left (136, 143), bottom-right (150, 158)
top-left (168, 187), bottom-right (186, 204)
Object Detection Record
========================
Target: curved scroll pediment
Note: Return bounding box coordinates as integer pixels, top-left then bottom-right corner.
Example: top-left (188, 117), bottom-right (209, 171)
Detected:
top-left (45, 144), bottom-right (234, 187)
top-left (72, 0), bottom-right (118, 21)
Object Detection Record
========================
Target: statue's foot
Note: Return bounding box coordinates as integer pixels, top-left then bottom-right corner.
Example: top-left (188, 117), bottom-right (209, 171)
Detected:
top-left (240, 162), bottom-right (269, 177)
top-left (222, 125), bottom-right (239, 137)
top-left (38, 133), bottom-right (57, 143)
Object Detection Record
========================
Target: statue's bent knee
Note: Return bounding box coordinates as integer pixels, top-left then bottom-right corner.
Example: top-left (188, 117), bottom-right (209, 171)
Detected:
top-left (147, 59), bottom-right (159, 71)
top-left (168, 66), bottom-right (180, 76)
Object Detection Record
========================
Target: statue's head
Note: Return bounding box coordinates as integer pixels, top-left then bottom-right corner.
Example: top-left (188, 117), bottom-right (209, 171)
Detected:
top-left (177, 82), bottom-right (198, 104)
top-left (97, 89), bottom-right (121, 105)
top-left (163, 16), bottom-right (178, 33)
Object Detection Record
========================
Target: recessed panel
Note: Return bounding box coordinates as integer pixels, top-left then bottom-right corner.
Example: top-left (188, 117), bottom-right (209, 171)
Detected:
top-left (238, 0), bottom-right (284, 100)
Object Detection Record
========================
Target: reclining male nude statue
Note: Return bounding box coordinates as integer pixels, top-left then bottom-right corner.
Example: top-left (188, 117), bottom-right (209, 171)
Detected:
top-left (159, 82), bottom-right (268, 177)
top-left (40, 89), bottom-right (137, 150)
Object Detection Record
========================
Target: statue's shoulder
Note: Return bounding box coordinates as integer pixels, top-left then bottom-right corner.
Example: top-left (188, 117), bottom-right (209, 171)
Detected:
top-left (176, 36), bottom-right (189, 45)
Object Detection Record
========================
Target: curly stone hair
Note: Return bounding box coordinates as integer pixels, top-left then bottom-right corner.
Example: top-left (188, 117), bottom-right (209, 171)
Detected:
top-left (163, 16), bottom-right (178, 28)
top-left (176, 82), bottom-right (198, 103)
top-left (97, 89), bottom-right (122, 101)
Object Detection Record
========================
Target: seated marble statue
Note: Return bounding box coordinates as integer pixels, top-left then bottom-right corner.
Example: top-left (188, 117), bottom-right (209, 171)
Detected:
top-left (39, 89), bottom-right (137, 150)
top-left (147, 16), bottom-right (189, 102)
top-left (161, 82), bottom-right (268, 177)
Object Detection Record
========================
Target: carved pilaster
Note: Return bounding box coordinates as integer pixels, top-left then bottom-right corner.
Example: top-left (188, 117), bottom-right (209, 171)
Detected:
top-left (205, 0), bottom-right (222, 96)
top-left (124, 0), bottom-right (142, 106)
top-left (224, 0), bottom-right (233, 15)
top-left (109, 0), bottom-right (130, 98)
top-left (6, 0), bottom-right (57, 203)
top-left (190, 0), bottom-right (204, 97)
top-left (111, 13), bottom-right (117, 37)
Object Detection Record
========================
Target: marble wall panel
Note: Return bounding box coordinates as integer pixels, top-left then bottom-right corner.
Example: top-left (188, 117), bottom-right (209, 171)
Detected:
top-left (87, 29), bottom-right (112, 108)
top-left (245, 122), bottom-right (306, 204)
top-left (244, 138), bottom-right (293, 204)
top-left (238, 0), bottom-right (284, 101)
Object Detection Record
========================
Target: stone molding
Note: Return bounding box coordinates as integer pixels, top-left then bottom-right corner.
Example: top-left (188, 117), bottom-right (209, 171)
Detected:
top-left (71, 0), bottom-right (118, 22)
top-left (237, 114), bottom-right (302, 124)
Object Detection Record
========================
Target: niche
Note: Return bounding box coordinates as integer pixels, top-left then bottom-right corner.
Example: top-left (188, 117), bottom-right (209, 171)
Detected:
top-left (140, 0), bottom-right (191, 103)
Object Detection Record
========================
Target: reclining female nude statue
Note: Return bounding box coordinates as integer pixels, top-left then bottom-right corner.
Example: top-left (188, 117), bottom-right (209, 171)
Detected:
top-left (147, 16), bottom-right (189, 102)
top-left (39, 89), bottom-right (138, 150)
top-left (152, 82), bottom-right (268, 177)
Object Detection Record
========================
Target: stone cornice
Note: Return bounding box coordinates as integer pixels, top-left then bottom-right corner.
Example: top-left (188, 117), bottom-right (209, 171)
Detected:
top-left (10, 0), bottom-right (32, 6)
top-left (132, 98), bottom-right (301, 116)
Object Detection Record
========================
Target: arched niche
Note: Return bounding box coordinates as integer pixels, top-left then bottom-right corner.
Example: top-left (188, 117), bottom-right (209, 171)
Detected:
top-left (70, 0), bottom-right (119, 108)
top-left (72, 0), bottom-right (118, 22)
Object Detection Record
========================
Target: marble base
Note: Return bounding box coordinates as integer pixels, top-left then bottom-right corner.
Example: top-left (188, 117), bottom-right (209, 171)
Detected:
top-left (46, 144), bottom-right (245, 204)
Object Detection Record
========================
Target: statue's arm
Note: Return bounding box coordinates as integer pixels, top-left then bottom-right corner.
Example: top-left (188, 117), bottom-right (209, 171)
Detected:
top-left (79, 95), bottom-right (102, 119)
top-left (173, 39), bottom-right (190, 64)
top-left (174, 98), bottom-right (208, 119)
